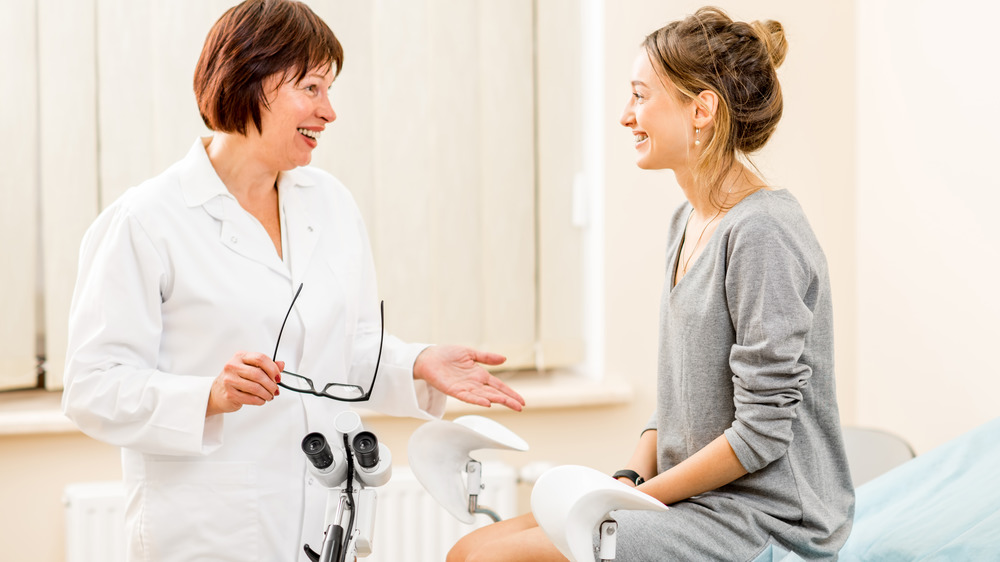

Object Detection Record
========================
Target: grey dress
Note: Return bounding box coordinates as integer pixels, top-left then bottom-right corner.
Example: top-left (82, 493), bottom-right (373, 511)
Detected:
top-left (611, 190), bottom-right (854, 561)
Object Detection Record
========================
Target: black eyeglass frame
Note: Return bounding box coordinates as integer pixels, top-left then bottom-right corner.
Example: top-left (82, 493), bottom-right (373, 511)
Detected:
top-left (271, 283), bottom-right (384, 402)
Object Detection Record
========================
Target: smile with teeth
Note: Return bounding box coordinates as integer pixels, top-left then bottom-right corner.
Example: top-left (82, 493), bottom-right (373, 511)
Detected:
top-left (634, 132), bottom-right (648, 144)
top-left (298, 128), bottom-right (321, 140)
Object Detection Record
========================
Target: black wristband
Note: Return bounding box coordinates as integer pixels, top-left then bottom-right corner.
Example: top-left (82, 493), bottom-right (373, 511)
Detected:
top-left (612, 469), bottom-right (644, 486)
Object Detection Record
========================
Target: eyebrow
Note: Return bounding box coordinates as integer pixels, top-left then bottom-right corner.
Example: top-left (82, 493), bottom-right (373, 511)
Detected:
top-left (631, 80), bottom-right (648, 88)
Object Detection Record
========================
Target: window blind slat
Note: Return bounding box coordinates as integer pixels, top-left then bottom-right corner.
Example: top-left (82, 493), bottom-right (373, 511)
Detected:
top-left (537, 0), bottom-right (586, 368)
top-left (39, 0), bottom-right (101, 390)
top-left (478, 0), bottom-right (537, 368)
top-left (0, 0), bottom-right (41, 391)
top-left (97, 0), bottom-right (155, 206)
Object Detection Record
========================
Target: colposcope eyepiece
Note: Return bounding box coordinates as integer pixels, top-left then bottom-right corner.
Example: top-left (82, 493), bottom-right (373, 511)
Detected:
top-left (302, 432), bottom-right (334, 470)
top-left (352, 431), bottom-right (380, 469)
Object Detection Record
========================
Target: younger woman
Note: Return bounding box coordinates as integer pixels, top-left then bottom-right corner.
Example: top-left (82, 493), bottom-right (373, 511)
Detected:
top-left (448, 7), bottom-right (854, 561)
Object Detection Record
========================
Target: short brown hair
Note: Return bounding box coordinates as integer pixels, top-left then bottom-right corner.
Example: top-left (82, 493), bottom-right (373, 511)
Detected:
top-left (193, 0), bottom-right (343, 135)
top-left (643, 7), bottom-right (787, 201)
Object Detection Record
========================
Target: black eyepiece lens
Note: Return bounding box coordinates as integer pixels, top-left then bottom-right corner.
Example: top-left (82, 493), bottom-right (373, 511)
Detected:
top-left (302, 432), bottom-right (333, 470)
top-left (352, 431), bottom-right (380, 469)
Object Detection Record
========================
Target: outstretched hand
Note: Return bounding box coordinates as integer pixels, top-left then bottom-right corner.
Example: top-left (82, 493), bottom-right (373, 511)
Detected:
top-left (413, 345), bottom-right (525, 412)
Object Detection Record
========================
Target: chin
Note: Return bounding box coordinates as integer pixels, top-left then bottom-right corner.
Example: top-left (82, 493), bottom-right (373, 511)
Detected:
top-left (635, 158), bottom-right (664, 170)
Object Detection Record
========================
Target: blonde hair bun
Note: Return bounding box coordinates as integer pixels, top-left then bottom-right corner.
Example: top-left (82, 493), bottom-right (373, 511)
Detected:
top-left (751, 19), bottom-right (787, 68)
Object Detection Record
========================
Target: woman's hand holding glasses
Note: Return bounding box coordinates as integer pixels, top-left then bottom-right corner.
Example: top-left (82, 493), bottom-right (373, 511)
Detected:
top-left (413, 345), bottom-right (526, 412)
top-left (206, 351), bottom-right (285, 417)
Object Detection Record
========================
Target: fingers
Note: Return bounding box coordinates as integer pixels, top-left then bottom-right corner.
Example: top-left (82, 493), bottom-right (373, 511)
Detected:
top-left (459, 380), bottom-right (525, 412)
top-left (209, 352), bottom-right (282, 416)
top-left (470, 349), bottom-right (507, 366)
top-left (240, 352), bottom-right (282, 383)
top-left (485, 375), bottom-right (525, 408)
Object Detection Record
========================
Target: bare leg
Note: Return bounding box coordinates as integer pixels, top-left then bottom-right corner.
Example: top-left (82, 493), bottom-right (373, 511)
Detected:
top-left (448, 513), bottom-right (538, 562)
top-left (448, 513), bottom-right (567, 562)
top-left (467, 526), bottom-right (568, 562)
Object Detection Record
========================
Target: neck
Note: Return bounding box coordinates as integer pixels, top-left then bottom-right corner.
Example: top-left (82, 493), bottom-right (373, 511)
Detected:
top-left (675, 163), bottom-right (764, 220)
top-left (205, 133), bottom-right (279, 200)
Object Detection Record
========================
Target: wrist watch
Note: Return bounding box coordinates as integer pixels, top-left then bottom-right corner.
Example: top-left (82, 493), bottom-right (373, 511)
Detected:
top-left (612, 469), bottom-right (644, 486)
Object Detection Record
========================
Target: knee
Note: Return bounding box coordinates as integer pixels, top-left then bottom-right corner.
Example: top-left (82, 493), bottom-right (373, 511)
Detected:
top-left (446, 537), bottom-right (472, 562)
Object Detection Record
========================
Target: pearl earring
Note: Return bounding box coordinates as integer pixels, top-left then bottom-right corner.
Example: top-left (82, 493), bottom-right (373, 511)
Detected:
top-left (694, 128), bottom-right (701, 146)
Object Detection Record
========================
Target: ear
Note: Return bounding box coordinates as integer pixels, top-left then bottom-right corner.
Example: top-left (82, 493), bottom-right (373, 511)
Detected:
top-left (691, 89), bottom-right (719, 130)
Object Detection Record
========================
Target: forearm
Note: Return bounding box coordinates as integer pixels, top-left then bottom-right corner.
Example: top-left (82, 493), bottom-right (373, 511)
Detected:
top-left (618, 429), bottom-right (659, 483)
top-left (637, 434), bottom-right (747, 505)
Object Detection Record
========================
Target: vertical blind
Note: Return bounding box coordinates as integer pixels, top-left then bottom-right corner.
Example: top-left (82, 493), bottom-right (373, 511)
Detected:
top-left (0, 0), bottom-right (585, 392)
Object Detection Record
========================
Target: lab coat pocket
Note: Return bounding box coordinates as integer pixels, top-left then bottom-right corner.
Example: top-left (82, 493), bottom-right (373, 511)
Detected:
top-left (143, 461), bottom-right (259, 561)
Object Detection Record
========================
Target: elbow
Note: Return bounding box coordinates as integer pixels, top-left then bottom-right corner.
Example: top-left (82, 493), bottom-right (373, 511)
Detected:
top-left (726, 412), bottom-right (796, 473)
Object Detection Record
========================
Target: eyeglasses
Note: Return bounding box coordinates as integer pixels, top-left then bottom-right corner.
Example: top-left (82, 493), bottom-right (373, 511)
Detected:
top-left (271, 283), bottom-right (384, 402)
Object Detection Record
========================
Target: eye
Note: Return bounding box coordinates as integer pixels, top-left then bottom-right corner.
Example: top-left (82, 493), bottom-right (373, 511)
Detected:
top-left (632, 92), bottom-right (645, 103)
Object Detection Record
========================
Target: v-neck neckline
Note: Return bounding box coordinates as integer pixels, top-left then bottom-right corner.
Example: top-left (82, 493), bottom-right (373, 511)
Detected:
top-left (668, 188), bottom-right (781, 292)
top-left (670, 206), bottom-right (723, 291)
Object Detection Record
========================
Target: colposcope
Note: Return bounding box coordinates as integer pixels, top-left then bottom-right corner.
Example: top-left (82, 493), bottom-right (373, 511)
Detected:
top-left (300, 410), bottom-right (391, 562)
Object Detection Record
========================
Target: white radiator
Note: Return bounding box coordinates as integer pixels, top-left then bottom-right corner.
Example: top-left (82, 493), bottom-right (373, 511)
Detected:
top-left (367, 462), bottom-right (518, 562)
top-left (63, 481), bottom-right (126, 562)
top-left (64, 462), bottom-right (518, 562)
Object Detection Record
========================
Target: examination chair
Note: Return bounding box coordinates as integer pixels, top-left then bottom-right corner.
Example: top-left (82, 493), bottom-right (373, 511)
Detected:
top-left (414, 418), bottom-right (1000, 561)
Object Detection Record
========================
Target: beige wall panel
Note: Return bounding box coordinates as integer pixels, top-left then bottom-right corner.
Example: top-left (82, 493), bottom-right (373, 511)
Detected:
top-left (0, 0), bottom-right (41, 390)
top-left (39, 0), bottom-right (101, 389)
top-left (0, 432), bottom-right (122, 562)
top-left (857, 0), bottom-right (1000, 452)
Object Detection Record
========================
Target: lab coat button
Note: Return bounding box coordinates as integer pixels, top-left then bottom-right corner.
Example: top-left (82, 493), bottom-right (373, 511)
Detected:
top-left (307, 226), bottom-right (314, 232)
top-left (230, 236), bottom-right (238, 243)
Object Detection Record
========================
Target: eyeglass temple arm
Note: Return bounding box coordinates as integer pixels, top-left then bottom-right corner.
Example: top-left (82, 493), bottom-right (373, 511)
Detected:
top-left (273, 283), bottom-right (305, 361)
top-left (360, 301), bottom-right (385, 400)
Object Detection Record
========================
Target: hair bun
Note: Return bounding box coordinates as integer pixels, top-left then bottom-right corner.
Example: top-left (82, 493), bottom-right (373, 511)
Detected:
top-left (751, 19), bottom-right (787, 68)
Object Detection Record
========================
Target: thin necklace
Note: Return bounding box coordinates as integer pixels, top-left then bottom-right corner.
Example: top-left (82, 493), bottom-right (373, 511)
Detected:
top-left (679, 207), bottom-right (722, 276)
top-left (679, 185), bottom-right (734, 276)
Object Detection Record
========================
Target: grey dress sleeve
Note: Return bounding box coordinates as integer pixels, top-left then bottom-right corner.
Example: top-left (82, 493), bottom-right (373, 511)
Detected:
top-left (722, 211), bottom-right (823, 473)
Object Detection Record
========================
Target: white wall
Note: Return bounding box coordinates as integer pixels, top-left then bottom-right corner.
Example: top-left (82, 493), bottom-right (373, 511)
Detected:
top-left (856, 0), bottom-right (1000, 452)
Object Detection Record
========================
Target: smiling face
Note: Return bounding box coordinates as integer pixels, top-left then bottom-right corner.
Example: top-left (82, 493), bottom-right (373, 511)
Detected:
top-left (252, 65), bottom-right (337, 171)
top-left (619, 51), bottom-right (695, 171)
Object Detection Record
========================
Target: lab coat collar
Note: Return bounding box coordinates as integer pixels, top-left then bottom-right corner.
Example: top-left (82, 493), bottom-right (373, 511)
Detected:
top-left (178, 137), bottom-right (316, 208)
top-left (176, 137), bottom-right (321, 281)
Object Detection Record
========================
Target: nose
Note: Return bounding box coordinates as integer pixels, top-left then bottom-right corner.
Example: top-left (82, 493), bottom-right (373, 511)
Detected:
top-left (619, 98), bottom-right (635, 128)
top-left (318, 92), bottom-right (336, 123)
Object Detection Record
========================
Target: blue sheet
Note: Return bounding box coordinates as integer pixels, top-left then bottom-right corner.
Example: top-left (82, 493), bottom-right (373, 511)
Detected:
top-left (838, 416), bottom-right (1000, 560)
top-left (752, 416), bottom-right (1000, 561)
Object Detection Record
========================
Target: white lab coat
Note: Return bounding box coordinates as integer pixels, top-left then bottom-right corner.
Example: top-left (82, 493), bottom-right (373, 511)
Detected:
top-left (62, 137), bottom-right (446, 561)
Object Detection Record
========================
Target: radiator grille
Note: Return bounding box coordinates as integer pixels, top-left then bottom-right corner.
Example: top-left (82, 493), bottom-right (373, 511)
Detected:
top-left (63, 481), bottom-right (126, 562)
top-left (63, 462), bottom-right (517, 561)
top-left (368, 462), bottom-right (518, 561)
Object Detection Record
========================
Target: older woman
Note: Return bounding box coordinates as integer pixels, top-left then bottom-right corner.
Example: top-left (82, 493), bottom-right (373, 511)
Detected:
top-left (449, 7), bottom-right (854, 562)
top-left (61, 1), bottom-right (523, 560)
